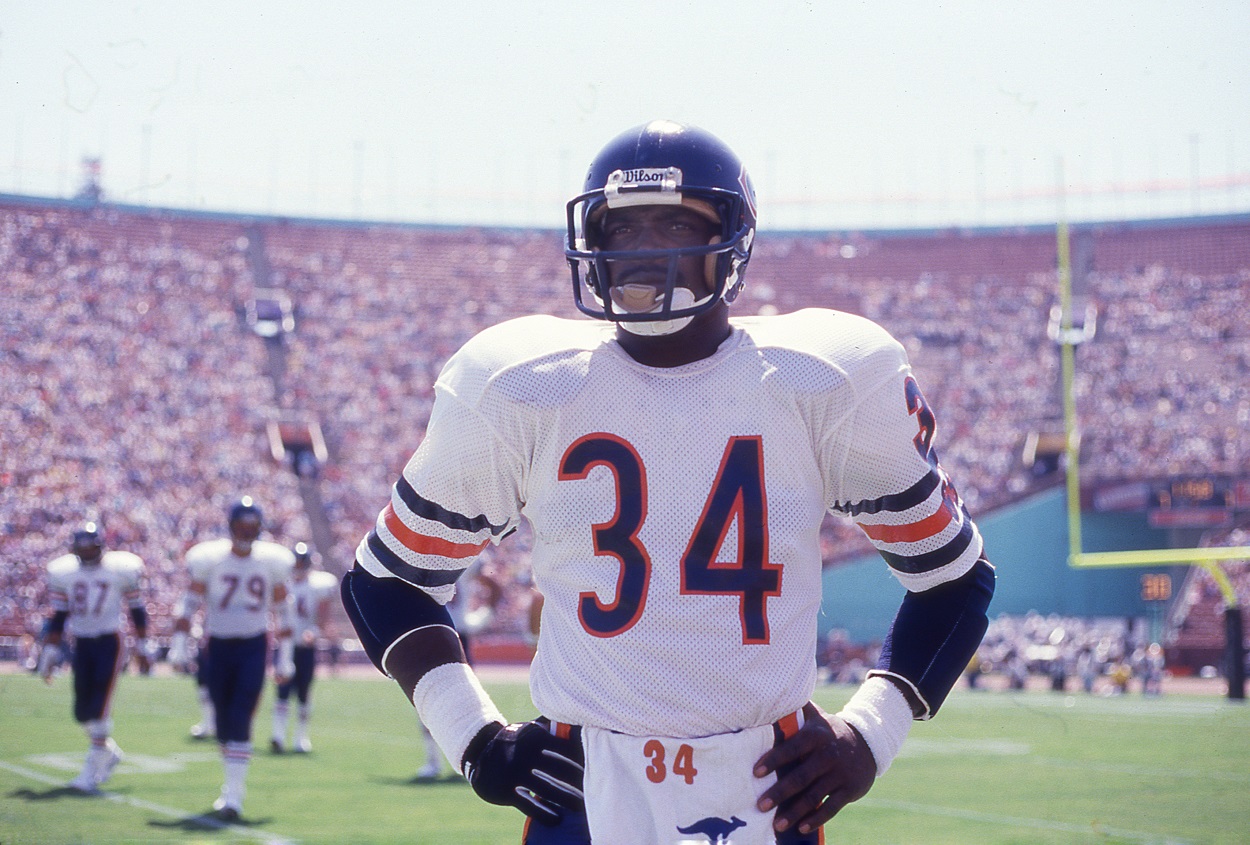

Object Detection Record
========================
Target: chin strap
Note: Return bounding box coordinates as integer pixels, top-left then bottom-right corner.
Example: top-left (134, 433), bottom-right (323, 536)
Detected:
top-left (616, 289), bottom-right (714, 336)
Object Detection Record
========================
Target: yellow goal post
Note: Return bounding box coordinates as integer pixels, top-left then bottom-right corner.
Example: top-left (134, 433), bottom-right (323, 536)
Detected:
top-left (1054, 214), bottom-right (1250, 602)
top-left (1052, 191), bottom-right (1247, 699)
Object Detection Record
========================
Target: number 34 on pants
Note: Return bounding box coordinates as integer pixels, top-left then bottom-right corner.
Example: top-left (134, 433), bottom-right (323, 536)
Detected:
top-left (644, 739), bottom-right (698, 784)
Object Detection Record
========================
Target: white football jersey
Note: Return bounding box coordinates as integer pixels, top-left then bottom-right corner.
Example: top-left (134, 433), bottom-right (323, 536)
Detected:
top-left (358, 308), bottom-right (983, 737)
top-left (186, 538), bottom-right (295, 638)
top-left (286, 569), bottom-right (339, 643)
top-left (47, 551), bottom-right (145, 638)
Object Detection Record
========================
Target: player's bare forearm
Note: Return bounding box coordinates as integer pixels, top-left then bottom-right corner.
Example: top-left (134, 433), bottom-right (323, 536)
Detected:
top-left (753, 702), bottom-right (875, 836)
top-left (382, 624), bottom-right (469, 702)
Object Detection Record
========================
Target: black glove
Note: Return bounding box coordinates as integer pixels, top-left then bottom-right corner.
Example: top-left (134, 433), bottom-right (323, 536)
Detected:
top-left (462, 719), bottom-right (585, 826)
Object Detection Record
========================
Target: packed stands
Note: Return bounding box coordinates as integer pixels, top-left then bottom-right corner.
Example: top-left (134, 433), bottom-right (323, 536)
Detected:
top-left (3, 196), bottom-right (1247, 662)
top-left (1, 202), bottom-right (311, 639)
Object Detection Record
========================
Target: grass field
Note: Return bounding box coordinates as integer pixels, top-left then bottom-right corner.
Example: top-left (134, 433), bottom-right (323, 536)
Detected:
top-left (1, 666), bottom-right (1247, 845)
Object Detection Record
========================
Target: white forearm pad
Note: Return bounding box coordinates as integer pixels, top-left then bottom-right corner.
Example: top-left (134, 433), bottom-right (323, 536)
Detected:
top-left (276, 637), bottom-right (295, 676)
top-left (836, 676), bottom-right (915, 776)
top-left (410, 662), bottom-right (505, 770)
top-left (36, 646), bottom-right (60, 679)
top-left (167, 631), bottom-right (189, 665)
top-left (277, 596), bottom-right (295, 633)
top-left (176, 591), bottom-right (202, 618)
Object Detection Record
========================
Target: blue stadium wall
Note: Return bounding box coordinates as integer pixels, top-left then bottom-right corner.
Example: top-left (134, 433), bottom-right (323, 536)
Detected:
top-left (819, 487), bottom-right (1179, 643)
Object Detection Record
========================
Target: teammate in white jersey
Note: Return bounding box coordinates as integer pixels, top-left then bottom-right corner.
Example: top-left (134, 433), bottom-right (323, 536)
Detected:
top-left (270, 542), bottom-right (338, 754)
top-left (40, 522), bottom-right (150, 793)
top-left (169, 497), bottom-right (295, 822)
top-left (341, 121), bottom-right (996, 843)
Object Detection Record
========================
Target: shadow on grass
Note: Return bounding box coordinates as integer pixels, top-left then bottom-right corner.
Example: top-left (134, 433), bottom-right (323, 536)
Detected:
top-left (148, 810), bottom-right (274, 832)
top-left (10, 786), bottom-right (272, 833)
top-left (9, 785), bottom-right (101, 801)
top-left (369, 773), bottom-right (467, 788)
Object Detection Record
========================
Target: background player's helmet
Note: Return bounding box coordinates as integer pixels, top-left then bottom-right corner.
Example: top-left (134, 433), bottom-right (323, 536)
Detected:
top-left (71, 522), bottom-right (104, 564)
top-left (293, 541), bottom-right (314, 570)
top-left (565, 120), bottom-right (757, 325)
top-left (227, 496), bottom-right (263, 546)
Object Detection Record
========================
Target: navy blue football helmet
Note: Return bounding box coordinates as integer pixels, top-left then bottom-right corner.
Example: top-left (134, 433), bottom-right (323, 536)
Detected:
top-left (71, 522), bottom-right (104, 564)
top-left (227, 496), bottom-right (263, 543)
top-left (228, 496), bottom-right (262, 524)
top-left (565, 120), bottom-right (757, 324)
top-left (293, 541), bottom-right (314, 570)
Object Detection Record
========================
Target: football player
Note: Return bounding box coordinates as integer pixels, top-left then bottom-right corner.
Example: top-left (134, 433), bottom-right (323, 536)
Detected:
top-left (270, 542), bottom-right (338, 754)
top-left (168, 594), bottom-right (217, 741)
top-left (341, 121), bottom-right (996, 843)
top-left (169, 497), bottom-right (295, 821)
top-left (40, 522), bottom-right (150, 793)
top-left (188, 649), bottom-right (216, 740)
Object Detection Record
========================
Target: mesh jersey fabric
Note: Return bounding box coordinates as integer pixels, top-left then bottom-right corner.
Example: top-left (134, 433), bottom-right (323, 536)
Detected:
top-left (357, 307), bottom-right (983, 737)
top-left (187, 539), bottom-right (295, 638)
top-left (47, 551), bottom-right (145, 638)
top-left (287, 569), bottom-right (339, 641)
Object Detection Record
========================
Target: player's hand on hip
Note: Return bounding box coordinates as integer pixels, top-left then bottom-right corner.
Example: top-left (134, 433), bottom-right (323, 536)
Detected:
top-left (463, 719), bottom-right (585, 826)
top-left (753, 701), bottom-right (876, 836)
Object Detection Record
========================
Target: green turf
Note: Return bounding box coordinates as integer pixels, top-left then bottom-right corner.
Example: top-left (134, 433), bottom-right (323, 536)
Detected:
top-left (1, 669), bottom-right (1247, 844)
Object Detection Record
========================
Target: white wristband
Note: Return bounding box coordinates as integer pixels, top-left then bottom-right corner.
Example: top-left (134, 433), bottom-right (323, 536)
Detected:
top-left (836, 676), bottom-right (915, 776)
top-left (168, 631), bottom-right (189, 665)
top-left (410, 662), bottom-right (505, 772)
top-left (276, 637), bottom-right (295, 676)
top-left (176, 591), bottom-right (202, 618)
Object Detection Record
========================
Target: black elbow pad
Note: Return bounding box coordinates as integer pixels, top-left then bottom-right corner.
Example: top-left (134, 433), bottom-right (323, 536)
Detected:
top-left (340, 564), bottom-right (455, 673)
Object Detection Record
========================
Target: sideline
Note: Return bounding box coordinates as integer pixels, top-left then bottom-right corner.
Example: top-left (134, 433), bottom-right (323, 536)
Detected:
top-left (0, 659), bottom-right (533, 684)
top-left (863, 797), bottom-right (1196, 845)
top-left (0, 759), bottom-right (297, 845)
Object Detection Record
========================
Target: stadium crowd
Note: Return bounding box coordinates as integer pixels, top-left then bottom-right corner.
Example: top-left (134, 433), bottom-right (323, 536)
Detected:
top-left (1, 205), bottom-right (310, 641)
top-left (819, 611), bottom-right (1170, 696)
top-left (3, 199), bottom-right (1248, 659)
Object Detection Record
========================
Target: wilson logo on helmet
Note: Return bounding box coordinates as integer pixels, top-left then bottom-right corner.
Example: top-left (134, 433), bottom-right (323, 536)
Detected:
top-left (604, 167), bottom-right (684, 208)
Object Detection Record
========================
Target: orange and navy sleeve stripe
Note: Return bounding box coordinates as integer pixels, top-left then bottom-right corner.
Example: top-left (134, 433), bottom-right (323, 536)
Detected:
top-left (362, 476), bottom-right (511, 588)
top-left (842, 467), bottom-right (978, 579)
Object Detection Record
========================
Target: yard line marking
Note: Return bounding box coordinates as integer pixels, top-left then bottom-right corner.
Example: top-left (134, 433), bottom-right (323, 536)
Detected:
top-left (0, 760), bottom-right (297, 845)
top-left (862, 797), bottom-right (1196, 845)
top-left (1028, 756), bottom-right (1250, 784)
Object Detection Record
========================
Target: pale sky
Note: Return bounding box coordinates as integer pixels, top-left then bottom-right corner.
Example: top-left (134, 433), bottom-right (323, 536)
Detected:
top-left (2, 0), bottom-right (1248, 229)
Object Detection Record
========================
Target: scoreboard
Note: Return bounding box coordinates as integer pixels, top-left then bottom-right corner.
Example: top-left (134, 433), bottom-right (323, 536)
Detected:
top-left (1140, 573), bottom-right (1172, 602)
top-left (1089, 476), bottom-right (1249, 528)
top-left (1153, 477), bottom-right (1238, 509)
top-left (1148, 476), bottom-right (1245, 529)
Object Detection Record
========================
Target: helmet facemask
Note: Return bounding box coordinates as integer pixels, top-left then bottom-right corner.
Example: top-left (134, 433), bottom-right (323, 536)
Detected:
top-left (71, 523), bottom-right (104, 566)
top-left (581, 223), bottom-right (722, 336)
top-left (228, 497), bottom-right (263, 555)
top-left (566, 164), bottom-right (754, 333)
top-left (229, 515), bottom-right (261, 555)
